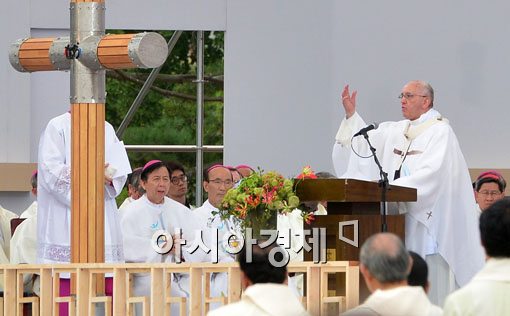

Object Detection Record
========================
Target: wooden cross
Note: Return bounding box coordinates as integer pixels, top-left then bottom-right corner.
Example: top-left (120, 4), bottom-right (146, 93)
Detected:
top-left (9, 1), bottom-right (167, 264)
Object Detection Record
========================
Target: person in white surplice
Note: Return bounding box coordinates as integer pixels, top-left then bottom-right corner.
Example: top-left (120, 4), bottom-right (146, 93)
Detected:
top-left (332, 81), bottom-right (484, 305)
top-left (37, 111), bottom-right (130, 315)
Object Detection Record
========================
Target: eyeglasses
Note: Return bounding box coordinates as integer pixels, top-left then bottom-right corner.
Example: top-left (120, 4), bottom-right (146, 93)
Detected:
top-left (478, 190), bottom-right (502, 197)
top-left (170, 175), bottom-right (187, 185)
top-left (398, 93), bottom-right (428, 100)
top-left (209, 179), bottom-right (234, 187)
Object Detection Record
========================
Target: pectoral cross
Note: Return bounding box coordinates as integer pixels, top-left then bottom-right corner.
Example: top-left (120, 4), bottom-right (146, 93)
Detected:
top-left (9, 0), bottom-right (168, 301)
top-left (426, 211), bottom-right (433, 219)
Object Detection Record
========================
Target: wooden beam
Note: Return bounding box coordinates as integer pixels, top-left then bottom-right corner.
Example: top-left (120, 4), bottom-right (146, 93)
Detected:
top-left (71, 103), bottom-right (105, 265)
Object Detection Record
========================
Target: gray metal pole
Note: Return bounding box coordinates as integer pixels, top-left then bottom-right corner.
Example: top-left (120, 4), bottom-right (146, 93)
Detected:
top-left (195, 31), bottom-right (205, 206)
top-left (124, 144), bottom-right (223, 153)
top-left (70, 2), bottom-right (105, 104)
top-left (116, 31), bottom-right (183, 138)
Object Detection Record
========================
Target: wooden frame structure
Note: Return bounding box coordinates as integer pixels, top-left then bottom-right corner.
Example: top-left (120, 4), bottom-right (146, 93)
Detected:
top-left (0, 261), bottom-right (359, 316)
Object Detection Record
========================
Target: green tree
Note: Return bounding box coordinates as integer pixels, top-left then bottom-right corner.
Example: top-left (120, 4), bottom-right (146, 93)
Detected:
top-left (105, 31), bottom-right (224, 205)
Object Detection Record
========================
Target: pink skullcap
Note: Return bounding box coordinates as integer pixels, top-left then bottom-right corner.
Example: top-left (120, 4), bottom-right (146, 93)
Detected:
top-left (207, 164), bottom-right (227, 173)
top-left (477, 170), bottom-right (503, 181)
top-left (142, 160), bottom-right (162, 171)
top-left (235, 164), bottom-right (253, 170)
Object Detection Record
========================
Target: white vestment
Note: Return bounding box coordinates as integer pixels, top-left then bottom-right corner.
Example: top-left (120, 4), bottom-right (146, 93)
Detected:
top-left (277, 209), bottom-right (305, 296)
top-left (194, 200), bottom-right (239, 263)
top-left (0, 204), bottom-right (18, 291)
top-left (10, 214), bottom-right (39, 295)
top-left (207, 283), bottom-right (310, 316)
top-left (118, 196), bottom-right (134, 212)
top-left (342, 286), bottom-right (442, 316)
top-left (20, 201), bottom-right (37, 219)
top-left (443, 258), bottom-right (510, 316)
top-left (332, 109), bottom-right (484, 291)
top-left (0, 204), bottom-right (19, 263)
top-left (121, 195), bottom-right (206, 314)
top-left (37, 112), bottom-right (128, 264)
top-left (194, 200), bottom-right (241, 309)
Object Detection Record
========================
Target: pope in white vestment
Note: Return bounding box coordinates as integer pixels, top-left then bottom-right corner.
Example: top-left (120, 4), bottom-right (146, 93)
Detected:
top-left (37, 112), bottom-right (128, 264)
top-left (333, 82), bottom-right (484, 304)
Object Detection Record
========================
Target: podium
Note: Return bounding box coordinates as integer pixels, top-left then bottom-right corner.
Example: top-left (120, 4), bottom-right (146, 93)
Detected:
top-left (294, 178), bottom-right (417, 302)
top-left (295, 178), bottom-right (417, 262)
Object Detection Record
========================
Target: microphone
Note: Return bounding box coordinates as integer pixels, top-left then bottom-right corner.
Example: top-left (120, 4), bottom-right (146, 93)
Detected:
top-left (353, 123), bottom-right (379, 137)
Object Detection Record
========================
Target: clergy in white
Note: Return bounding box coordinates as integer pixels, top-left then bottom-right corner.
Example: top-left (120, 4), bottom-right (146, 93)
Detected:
top-left (194, 164), bottom-right (239, 308)
top-left (0, 204), bottom-right (18, 291)
top-left (37, 112), bottom-right (128, 264)
top-left (120, 160), bottom-right (206, 314)
top-left (194, 164), bottom-right (238, 263)
top-left (332, 81), bottom-right (484, 305)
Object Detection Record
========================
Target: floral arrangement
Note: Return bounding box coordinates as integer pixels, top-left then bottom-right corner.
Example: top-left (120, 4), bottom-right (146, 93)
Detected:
top-left (216, 167), bottom-right (316, 231)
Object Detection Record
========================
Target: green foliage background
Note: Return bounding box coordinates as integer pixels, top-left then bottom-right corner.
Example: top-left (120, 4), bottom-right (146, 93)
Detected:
top-left (105, 31), bottom-right (224, 205)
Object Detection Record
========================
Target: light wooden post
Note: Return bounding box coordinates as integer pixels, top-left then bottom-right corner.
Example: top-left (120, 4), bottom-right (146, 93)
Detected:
top-left (71, 103), bottom-right (105, 263)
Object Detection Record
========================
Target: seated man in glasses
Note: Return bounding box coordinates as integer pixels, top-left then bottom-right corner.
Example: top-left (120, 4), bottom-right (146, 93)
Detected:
top-left (193, 164), bottom-right (239, 309)
top-left (473, 170), bottom-right (507, 213)
top-left (166, 160), bottom-right (192, 209)
top-left (333, 80), bottom-right (484, 306)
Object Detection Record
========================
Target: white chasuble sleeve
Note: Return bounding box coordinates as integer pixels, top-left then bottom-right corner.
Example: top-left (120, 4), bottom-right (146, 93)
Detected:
top-left (332, 112), bottom-right (398, 181)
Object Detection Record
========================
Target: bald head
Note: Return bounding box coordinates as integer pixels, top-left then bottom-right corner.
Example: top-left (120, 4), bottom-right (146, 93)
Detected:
top-left (360, 233), bottom-right (411, 283)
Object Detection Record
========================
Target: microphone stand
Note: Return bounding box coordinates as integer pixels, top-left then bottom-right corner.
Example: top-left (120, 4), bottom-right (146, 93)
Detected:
top-left (362, 133), bottom-right (389, 232)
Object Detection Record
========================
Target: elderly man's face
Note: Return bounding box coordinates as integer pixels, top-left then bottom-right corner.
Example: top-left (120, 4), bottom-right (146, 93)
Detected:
top-left (203, 167), bottom-right (233, 208)
top-left (400, 82), bottom-right (431, 120)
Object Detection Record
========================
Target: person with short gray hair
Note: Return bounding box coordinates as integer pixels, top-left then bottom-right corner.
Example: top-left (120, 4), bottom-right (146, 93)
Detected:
top-left (359, 232), bottom-right (410, 285)
top-left (343, 233), bottom-right (442, 316)
top-left (334, 81), bottom-right (485, 305)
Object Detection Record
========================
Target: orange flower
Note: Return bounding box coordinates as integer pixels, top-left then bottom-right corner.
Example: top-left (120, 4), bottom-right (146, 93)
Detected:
top-left (296, 165), bottom-right (317, 179)
top-left (246, 195), bottom-right (261, 207)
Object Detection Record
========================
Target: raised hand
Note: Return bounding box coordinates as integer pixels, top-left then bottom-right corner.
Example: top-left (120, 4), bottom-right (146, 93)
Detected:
top-left (341, 84), bottom-right (357, 119)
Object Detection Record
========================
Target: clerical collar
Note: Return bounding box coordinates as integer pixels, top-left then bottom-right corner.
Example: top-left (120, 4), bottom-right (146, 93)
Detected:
top-left (143, 194), bottom-right (165, 208)
top-left (410, 108), bottom-right (441, 126)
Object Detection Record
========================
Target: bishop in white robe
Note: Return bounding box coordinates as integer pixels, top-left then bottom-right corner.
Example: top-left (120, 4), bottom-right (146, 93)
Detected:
top-left (121, 194), bottom-right (207, 314)
top-left (333, 82), bottom-right (484, 305)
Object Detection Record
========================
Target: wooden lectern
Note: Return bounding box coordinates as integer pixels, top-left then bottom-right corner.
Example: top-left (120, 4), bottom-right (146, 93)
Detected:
top-left (295, 178), bottom-right (417, 303)
top-left (295, 178), bottom-right (417, 262)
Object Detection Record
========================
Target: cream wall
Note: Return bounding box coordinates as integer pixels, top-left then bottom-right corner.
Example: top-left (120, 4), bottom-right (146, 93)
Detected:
top-left (2, 0), bottom-right (510, 211)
